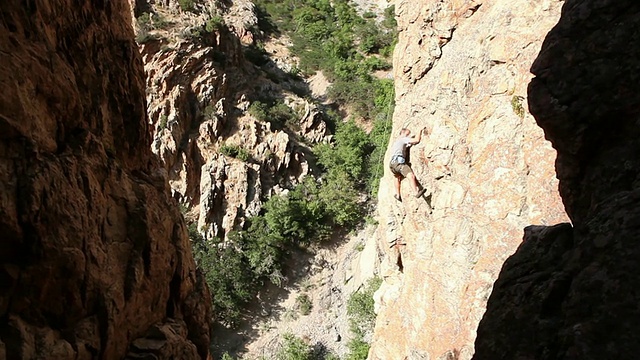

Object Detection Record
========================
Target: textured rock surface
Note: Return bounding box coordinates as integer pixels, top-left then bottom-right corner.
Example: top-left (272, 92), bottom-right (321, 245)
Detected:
top-left (474, 1), bottom-right (640, 359)
top-left (369, 0), bottom-right (568, 359)
top-left (132, 1), bottom-right (329, 240)
top-left (0, 1), bottom-right (211, 359)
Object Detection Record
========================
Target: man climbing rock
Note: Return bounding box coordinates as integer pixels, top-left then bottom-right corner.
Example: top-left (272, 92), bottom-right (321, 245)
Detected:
top-left (389, 127), bottom-right (427, 201)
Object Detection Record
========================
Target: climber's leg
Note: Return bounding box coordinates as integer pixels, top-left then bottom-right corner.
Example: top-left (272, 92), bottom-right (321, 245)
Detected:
top-left (394, 175), bottom-right (402, 201)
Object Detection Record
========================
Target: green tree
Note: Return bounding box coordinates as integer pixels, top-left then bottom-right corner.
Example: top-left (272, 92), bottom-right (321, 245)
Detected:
top-left (316, 119), bottom-right (371, 182)
top-left (178, 0), bottom-right (195, 12)
top-left (344, 277), bottom-right (382, 360)
top-left (347, 277), bottom-right (382, 337)
top-left (319, 169), bottom-right (361, 227)
top-left (190, 226), bottom-right (256, 327)
top-left (277, 334), bottom-right (313, 360)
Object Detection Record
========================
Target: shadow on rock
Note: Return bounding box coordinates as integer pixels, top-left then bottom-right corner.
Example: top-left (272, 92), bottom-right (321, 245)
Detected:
top-left (474, 1), bottom-right (640, 359)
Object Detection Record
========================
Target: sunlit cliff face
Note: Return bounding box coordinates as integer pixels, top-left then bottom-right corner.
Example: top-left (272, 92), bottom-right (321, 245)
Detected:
top-left (368, 0), bottom-right (567, 359)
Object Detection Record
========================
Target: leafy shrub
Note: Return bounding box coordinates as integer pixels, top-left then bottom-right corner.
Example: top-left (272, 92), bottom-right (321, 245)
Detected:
top-left (248, 100), bottom-right (299, 130)
top-left (137, 12), bottom-right (170, 30)
top-left (318, 170), bottom-right (362, 227)
top-left (205, 15), bottom-right (225, 32)
top-left (135, 14), bottom-right (156, 44)
top-left (383, 5), bottom-right (397, 29)
top-left (264, 177), bottom-right (331, 243)
top-left (296, 293), bottom-right (312, 315)
top-left (203, 104), bottom-right (217, 121)
top-left (270, 101), bottom-right (300, 129)
top-left (363, 11), bottom-right (376, 19)
top-left (345, 337), bottom-right (370, 360)
top-left (153, 14), bottom-right (169, 29)
top-left (179, 0), bottom-right (195, 12)
top-left (274, 334), bottom-right (339, 360)
top-left (189, 224), bottom-right (255, 327)
top-left (220, 144), bottom-right (250, 161)
top-left (276, 334), bottom-right (312, 360)
top-left (219, 144), bottom-right (237, 157)
top-left (315, 119), bottom-right (371, 183)
top-left (248, 101), bottom-right (270, 121)
top-left (511, 95), bottom-right (525, 118)
top-left (221, 353), bottom-right (235, 360)
top-left (244, 43), bottom-right (270, 66)
top-left (137, 13), bottom-right (151, 29)
top-left (343, 277), bottom-right (382, 360)
top-left (158, 114), bottom-right (168, 130)
top-left (356, 21), bottom-right (385, 54)
top-left (347, 277), bottom-right (382, 337)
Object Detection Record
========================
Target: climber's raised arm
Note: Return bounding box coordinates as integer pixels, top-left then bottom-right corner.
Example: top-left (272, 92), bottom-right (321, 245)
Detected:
top-left (409, 127), bottom-right (427, 145)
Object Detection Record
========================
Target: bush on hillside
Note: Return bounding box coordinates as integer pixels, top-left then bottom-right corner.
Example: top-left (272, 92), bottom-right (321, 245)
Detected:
top-left (347, 277), bottom-right (382, 337)
top-left (344, 277), bottom-right (383, 360)
top-left (220, 144), bottom-right (250, 161)
top-left (190, 0), bottom-right (397, 331)
top-left (205, 15), bottom-right (225, 32)
top-left (296, 293), bottom-right (313, 315)
top-left (275, 334), bottom-right (339, 360)
top-left (179, 0), bottom-right (195, 12)
top-left (189, 225), bottom-right (255, 327)
top-left (248, 100), bottom-right (299, 130)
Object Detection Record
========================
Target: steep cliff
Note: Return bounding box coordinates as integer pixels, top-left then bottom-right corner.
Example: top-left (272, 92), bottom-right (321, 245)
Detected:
top-left (369, 0), bottom-right (568, 358)
top-left (474, 1), bottom-right (640, 359)
top-left (131, 0), bottom-right (329, 241)
top-left (0, 1), bottom-right (211, 359)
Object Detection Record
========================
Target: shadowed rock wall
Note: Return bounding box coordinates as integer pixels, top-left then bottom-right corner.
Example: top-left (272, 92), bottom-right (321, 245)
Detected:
top-left (0, 1), bottom-right (211, 359)
top-left (368, 0), bottom-right (567, 359)
top-left (474, 1), bottom-right (640, 359)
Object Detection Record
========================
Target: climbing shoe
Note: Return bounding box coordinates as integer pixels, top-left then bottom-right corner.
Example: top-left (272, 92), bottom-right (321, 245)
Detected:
top-left (416, 188), bottom-right (426, 198)
top-left (394, 194), bottom-right (402, 202)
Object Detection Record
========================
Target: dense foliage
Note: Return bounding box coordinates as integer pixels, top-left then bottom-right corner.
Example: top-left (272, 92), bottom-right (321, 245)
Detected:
top-left (252, 0), bottom-right (396, 196)
top-left (345, 277), bottom-right (383, 359)
top-left (255, 0), bottom-right (397, 120)
top-left (248, 99), bottom-right (301, 130)
top-left (220, 144), bottom-right (250, 161)
top-left (222, 334), bottom-right (340, 360)
top-left (190, 0), bottom-right (395, 333)
top-left (190, 175), bottom-right (362, 326)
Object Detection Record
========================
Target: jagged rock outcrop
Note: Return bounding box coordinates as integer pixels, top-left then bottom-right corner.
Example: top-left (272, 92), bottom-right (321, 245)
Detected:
top-left (131, 0), bottom-right (329, 240)
top-left (474, 1), bottom-right (640, 359)
top-left (0, 1), bottom-right (211, 359)
top-left (369, 0), bottom-right (568, 358)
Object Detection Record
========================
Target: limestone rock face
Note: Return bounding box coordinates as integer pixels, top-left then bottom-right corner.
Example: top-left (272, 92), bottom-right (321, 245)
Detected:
top-left (474, 1), bottom-right (640, 359)
top-left (133, 1), bottom-right (329, 240)
top-left (0, 1), bottom-right (211, 359)
top-left (369, 0), bottom-right (568, 358)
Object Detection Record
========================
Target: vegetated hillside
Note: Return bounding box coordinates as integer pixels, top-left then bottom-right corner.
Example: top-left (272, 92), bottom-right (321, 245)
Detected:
top-left (0, 0), bottom-right (211, 359)
top-left (129, 0), bottom-right (397, 358)
top-left (368, 0), bottom-right (568, 359)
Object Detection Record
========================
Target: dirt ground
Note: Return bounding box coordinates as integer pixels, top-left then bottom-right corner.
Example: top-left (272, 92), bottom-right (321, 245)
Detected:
top-left (211, 225), bottom-right (379, 359)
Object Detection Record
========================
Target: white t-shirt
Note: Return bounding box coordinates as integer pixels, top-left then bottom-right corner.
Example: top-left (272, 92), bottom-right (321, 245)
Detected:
top-left (390, 137), bottom-right (412, 162)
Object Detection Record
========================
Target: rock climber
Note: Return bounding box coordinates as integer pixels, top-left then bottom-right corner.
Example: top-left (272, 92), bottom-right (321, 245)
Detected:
top-left (389, 127), bottom-right (427, 201)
